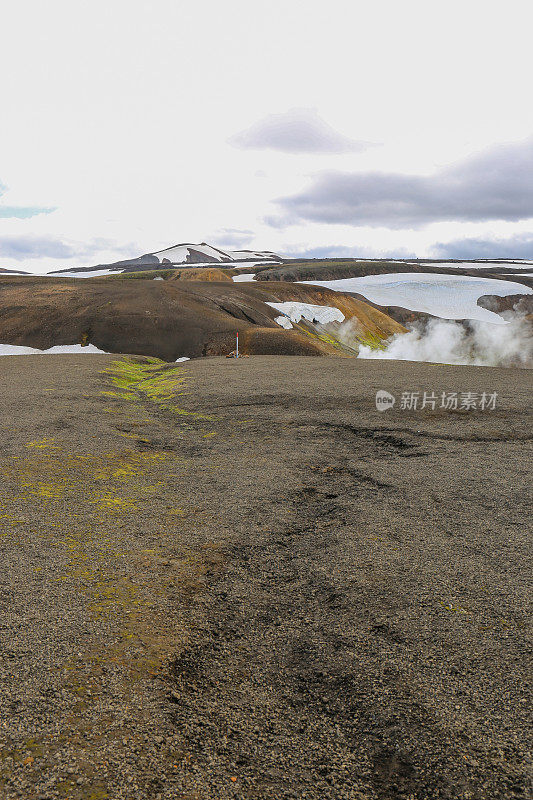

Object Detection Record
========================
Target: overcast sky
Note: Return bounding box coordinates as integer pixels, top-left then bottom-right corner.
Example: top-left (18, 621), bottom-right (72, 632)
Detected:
top-left (1, 0), bottom-right (532, 273)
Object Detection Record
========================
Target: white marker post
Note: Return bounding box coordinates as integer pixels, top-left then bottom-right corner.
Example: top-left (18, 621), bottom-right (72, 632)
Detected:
top-left (236, 332), bottom-right (239, 358)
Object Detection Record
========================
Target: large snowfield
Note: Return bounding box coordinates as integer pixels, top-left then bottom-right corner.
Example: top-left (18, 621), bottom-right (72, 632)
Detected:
top-left (301, 273), bottom-right (532, 323)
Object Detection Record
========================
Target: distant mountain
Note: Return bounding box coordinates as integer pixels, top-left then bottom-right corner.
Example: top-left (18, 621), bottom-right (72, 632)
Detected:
top-left (49, 242), bottom-right (281, 276)
top-left (0, 267), bottom-right (29, 275)
top-left (151, 243), bottom-right (280, 265)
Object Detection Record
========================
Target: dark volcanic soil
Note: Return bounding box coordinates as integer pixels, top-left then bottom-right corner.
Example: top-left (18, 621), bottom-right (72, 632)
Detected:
top-left (0, 355), bottom-right (531, 800)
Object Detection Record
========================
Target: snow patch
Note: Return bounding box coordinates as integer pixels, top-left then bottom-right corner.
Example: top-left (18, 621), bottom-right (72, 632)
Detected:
top-left (274, 315), bottom-right (293, 330)
top-left (175, 357), bottom-right (190, 362)
top-left (228, 250), bottom-right (280, 261)
top-left (267, 302), bottom-right (344, 326)
top-left (420, 261), bottom-right (533, 269)
top-left (48, 269), bottom-right (124, 278)
top-left (232, 273), bottom-right (256, 282)
top-left (0, 343), bottom-right (109, 356)
top-left (154, 243), bottom-right (229, 264)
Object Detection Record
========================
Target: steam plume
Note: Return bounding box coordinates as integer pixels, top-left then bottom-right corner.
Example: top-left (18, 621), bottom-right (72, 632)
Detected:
top-left (354, 316), bottom-right (533, 368)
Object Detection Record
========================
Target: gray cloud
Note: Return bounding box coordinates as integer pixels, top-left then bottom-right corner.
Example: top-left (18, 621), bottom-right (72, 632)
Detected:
top-left (262, 214), bottom-right (286, 229)
top-left (211, 228), bottom-right (255, 249)
top-left (0, 235), bottom-right (116, 261)
top-left (283, 244), bottom-right (416, 259)
top-left (434, 233), bottom-right (533, 260)
top-left (273, 137), bottom-right (533, 227)
top-left (229, 108), bottom-right (374, 155)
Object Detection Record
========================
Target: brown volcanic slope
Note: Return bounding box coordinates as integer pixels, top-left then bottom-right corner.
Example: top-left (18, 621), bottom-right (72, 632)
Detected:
top-left (0, 276), bottom-right (405, 359)
top-left (170, 267), bottom-right (233, 281)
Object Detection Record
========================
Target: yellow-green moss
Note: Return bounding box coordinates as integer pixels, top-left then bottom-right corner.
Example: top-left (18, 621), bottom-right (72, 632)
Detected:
top-left (355, 332), bottom-right (387, 351)
top-left (102, 357), bottom-right (216, 420)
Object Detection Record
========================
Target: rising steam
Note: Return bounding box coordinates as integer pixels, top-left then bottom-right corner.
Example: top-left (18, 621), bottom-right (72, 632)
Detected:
top-left (353, 316), bottom-right (533, 368)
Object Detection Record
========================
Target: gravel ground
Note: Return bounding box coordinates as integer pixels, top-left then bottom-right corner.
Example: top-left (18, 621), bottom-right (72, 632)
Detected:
top-left (0, 354), bottom-right (531, 799)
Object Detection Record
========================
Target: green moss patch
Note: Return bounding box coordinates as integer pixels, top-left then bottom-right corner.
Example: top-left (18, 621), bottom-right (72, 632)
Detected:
top-left (103, 357), bottom-right (215, 419)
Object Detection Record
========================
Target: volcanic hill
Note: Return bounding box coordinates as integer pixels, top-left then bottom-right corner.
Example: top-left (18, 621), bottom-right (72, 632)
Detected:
top-left (0, 274), bottom-right (405, 359)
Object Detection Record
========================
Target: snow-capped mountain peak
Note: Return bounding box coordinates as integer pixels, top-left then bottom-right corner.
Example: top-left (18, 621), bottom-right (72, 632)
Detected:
top-left (150, 242), bottom-right (280, 265)
top-left (48, 242), bottom-right (281, 275)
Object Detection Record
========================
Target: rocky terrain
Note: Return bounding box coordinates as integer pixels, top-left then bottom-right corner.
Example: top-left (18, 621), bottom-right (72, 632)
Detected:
top-left (478, 293), bottom-right (533, 318)
top-left (0, 354), bottom-right (530, 799)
